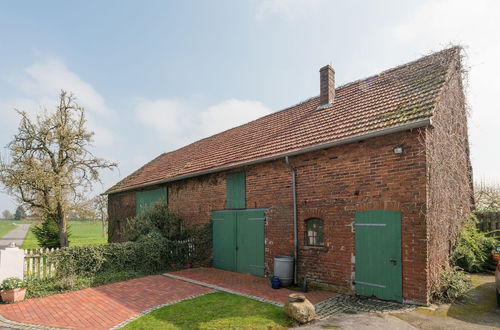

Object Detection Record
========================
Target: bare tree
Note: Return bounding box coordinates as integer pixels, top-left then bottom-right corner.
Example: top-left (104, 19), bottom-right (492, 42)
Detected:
top-left (2, 210), bottom-right (13, 220)
top-left (93, 195), bottom-right (108, 237)
top-left (474, 181), bottom-right (500, 212)
top-left (0, 90), bottom-right (117, 246)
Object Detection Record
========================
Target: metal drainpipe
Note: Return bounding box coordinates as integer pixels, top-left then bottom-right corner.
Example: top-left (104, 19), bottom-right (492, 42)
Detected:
top-left (285, 156), bottom-right (298, 285)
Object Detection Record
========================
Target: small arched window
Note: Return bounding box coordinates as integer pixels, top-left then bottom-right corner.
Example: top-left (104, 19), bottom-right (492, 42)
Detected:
top-left (305, 218), bottom-right (324, 246)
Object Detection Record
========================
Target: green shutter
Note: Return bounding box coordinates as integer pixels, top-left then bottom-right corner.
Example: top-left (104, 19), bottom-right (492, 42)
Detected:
top-left (135, 187), bottom-right (167, 215)
top-left (226, 172), bottom-right (245, 209)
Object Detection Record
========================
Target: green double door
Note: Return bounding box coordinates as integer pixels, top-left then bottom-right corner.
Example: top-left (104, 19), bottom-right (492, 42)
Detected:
top-left (212, 209), bottom-right (265, 276)
top-left (355, 210), bottom-right (402, 302)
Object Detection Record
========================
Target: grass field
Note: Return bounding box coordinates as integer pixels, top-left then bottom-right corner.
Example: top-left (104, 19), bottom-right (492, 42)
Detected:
top-left (0, 221), bottom-right (17, 238)
top-left (21, 220), bottom-right (107, 249)
top-left (123, 292), bottom-right (295, 330)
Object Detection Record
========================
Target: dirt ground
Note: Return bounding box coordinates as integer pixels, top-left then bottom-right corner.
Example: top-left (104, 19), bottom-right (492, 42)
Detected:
top-left (296, 273), bottom-right (500, 330)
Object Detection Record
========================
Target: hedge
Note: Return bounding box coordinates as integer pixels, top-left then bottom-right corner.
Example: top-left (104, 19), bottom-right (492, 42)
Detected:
top-left (50, 230), bottom-right (210, 277)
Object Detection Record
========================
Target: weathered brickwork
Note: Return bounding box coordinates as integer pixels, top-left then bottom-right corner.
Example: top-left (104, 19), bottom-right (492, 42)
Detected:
top-left (108, 190), bottom-right (136, 242)
top-left (108, 129), bottom-right (431, 304)
top-left (425, 56), bottom-right (473, 295)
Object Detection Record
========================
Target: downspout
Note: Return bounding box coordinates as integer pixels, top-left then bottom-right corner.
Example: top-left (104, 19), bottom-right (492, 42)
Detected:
top-left (285, 156), bottom-right (298, 285)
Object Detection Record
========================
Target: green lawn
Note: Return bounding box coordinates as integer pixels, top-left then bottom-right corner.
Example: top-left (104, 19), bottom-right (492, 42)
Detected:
top-left (123, 292), bottom-right (295, 330)
top-left (0, 221), bottom-right (17, 238)
top-left (21, 220), bottom-right (107, 249)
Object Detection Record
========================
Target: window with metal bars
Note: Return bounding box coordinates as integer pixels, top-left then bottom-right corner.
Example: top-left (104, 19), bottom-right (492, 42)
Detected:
top-left (305, 218), bottom-right (324, 246)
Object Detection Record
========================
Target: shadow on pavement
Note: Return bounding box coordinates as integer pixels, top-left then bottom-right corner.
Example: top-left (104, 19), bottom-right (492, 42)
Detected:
top-left (447, 273), bottom-right (500, 327)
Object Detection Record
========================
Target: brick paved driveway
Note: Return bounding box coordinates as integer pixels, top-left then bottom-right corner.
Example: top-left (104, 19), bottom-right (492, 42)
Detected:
top-left (0, 275), bottom-right (212, 330)
top-left (167, 268), bottom-right (337, 305)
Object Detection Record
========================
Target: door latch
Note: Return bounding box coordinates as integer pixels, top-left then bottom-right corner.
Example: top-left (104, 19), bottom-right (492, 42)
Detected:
top-left (389, 259), bottom-right (397, 265)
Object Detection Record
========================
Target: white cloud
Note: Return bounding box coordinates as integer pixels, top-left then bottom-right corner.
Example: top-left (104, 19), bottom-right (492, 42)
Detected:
top-left (254, 0), bottom-right (332, 20)
top-left (1, 56), bottom-right (115, 147)
top-left (135, 98), bottom-right (272, 149)
top-left (9, 57), bottom-right (113, 116)
top-left (201, 99), bottom-right (272, 136)
top-left (135, 99), bottom-right (195, 147)
top-left (389, 0), bottom-right (500, 183)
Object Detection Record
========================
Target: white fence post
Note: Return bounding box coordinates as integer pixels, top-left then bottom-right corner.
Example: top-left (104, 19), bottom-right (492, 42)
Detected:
top-left (0, 243), bottom-right (25, 282)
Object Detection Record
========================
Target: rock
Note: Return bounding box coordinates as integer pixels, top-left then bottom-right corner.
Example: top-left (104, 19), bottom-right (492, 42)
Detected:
top-left (288, 293), bottom-right (306, 302)
top-left (284, 294), bottom-right (316, 324)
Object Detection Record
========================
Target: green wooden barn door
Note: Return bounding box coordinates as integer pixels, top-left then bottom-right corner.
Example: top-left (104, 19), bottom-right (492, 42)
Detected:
top-left (236, 210), bottom-right (265, 276)
top-left (212, 209), bottom-right (265, 276)
top-left (355, 210), bottom-right (402, 302)
top-left (212, 211), bottom-right (236, 271)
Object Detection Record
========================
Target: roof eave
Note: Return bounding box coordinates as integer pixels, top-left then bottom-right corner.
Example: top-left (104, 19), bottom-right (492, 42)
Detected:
top-left (105, 118), bottom-right (431, 195)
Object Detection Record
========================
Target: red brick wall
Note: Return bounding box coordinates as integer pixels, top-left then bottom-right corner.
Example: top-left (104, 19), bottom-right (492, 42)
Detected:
top-left (425, 55), bottom-right (473, 294)
top-left (108, 190), bottom-right (136, 242)
top-left (168, 173), bottom-right (226, 227)
top-left (108, 129), bottom-right (430, 303)
top-left (289, 130), bottom-right (428, 304)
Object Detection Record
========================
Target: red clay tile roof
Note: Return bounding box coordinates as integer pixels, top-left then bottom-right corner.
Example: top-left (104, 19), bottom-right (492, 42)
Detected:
top-left (107, 47), bottom-right (460, 193)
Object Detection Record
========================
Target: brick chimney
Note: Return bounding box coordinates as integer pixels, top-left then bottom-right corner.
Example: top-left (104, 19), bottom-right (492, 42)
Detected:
top-left (319, 64), bottom-right (335, 107)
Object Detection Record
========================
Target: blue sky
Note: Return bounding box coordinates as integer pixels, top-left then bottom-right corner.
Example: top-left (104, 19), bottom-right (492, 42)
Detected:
top-left (0, 0), bottom-right (498, 213)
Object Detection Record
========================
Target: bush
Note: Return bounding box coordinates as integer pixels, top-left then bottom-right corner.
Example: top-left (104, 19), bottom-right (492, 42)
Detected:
top-left (53, 232), bottom-right (194, 277)
top-left (1, 277), bottom-right (25, 291)
top-left (125, 200), bottom-right (212, 266)
top-left (32, 215), bottom-right (70, 249)
top-left (127, 201), bottom-right (183, 241)
top-left (451, 213), bottom-right (498, 272)
top-left (431, 266), bottom-right (471, 303)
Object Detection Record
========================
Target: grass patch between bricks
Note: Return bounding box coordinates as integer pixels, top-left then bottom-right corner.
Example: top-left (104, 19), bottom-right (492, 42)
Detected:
top-left (123, 292), bottom-right (296, 330)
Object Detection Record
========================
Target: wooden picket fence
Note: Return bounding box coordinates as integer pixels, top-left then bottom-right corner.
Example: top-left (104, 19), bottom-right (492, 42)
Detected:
top-left (22, 239), bottom-right (197, 280)
top-left (24, 248), bottom-right (60, 280)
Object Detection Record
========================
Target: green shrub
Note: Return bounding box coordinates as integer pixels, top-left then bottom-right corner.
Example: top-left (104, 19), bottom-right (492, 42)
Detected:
top-left (1, 277), bottom-right (25, 291)
top-left (127, 201), bottom-right (183, 241)
top-left (451, 213), bottom-right (498, 272)
top-left (53, 232), bottom-right (194, 276)
top-left (32, 215), bottom-right (70, 249)
top-left (125, 200), bottom-right (212, 266)
top-left (431, 266), bottom-right (471, 303)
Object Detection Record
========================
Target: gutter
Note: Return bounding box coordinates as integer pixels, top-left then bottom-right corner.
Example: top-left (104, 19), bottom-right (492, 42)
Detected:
top-left (285, 156), bottom-right (298, 285)
top-left (106, 119), bottom-right (431, 195)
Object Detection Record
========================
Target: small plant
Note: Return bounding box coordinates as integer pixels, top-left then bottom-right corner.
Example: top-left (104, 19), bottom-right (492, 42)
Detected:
top-left (1, 277), bottom-right (27, 303)
top-left (451, 213), bottom-right (498, 272)
top-left (32, 214), bottom-right (70, 249)
top-left (55, 275), bottom-right (77, 291)
top-left (431, 266), bottom-right (471, 303)
top-left (1, 277), bottom-right (26, 291)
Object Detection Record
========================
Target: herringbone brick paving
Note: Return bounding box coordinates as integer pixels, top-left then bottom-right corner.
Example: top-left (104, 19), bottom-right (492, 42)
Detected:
top-left (0, 275), bottom-right (212, 330)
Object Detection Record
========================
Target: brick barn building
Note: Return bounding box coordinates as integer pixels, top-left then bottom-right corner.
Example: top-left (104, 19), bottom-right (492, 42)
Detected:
top-left (106, 47), bottom-right (472, 305)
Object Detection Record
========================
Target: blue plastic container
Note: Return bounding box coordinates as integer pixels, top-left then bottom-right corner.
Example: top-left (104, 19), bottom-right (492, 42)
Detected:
top-left (270, 276), bottom-right (281, 289)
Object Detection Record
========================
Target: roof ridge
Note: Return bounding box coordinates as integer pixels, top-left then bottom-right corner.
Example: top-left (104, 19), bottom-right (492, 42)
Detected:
top-left (159, 46), bottom-right (460, 156)
top-left (336, 45), bottom-right (461, 90)
top-left (107, 46), bottom-right (459, 193)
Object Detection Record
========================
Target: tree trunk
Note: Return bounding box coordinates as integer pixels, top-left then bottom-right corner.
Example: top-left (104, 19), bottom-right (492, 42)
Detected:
top-left (101, 214), bottom-right (105, 237)
top-left (55, 206), bottom-right (69, 247)
top-left (58, 221), bottom-right (69, 247)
